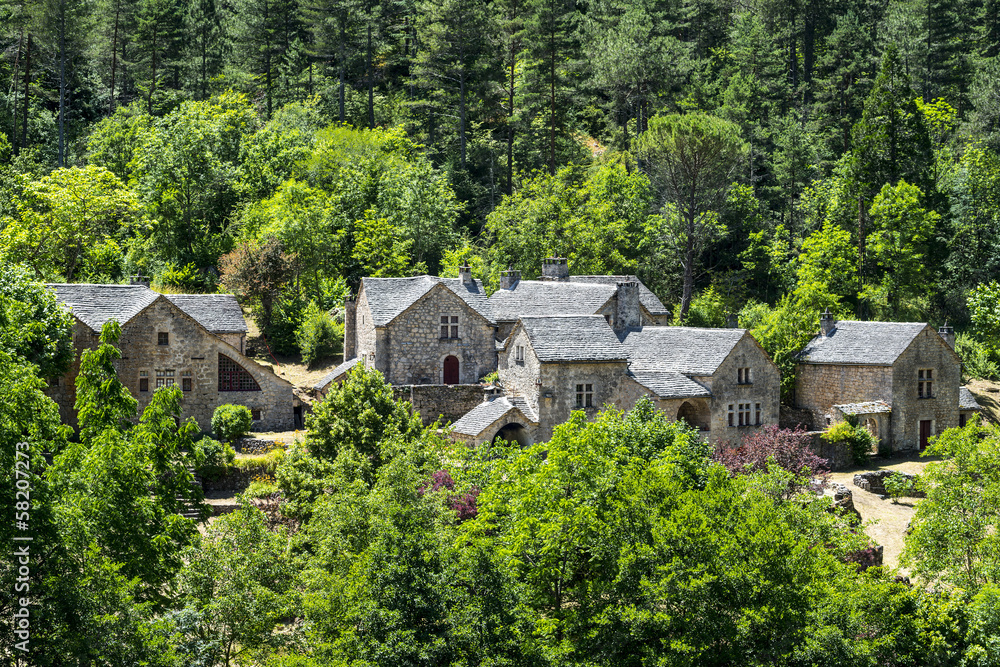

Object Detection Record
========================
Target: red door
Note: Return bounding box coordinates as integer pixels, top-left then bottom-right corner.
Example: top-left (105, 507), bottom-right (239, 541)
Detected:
top-left (919, 420), bottom-right (932, 450)
top-left (443, 356), bottom-right (459, 384)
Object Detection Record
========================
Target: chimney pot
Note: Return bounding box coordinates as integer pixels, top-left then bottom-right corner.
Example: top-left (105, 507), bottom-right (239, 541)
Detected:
top-left (820, 308), bottom-right (836, 336)
top-left (541, 256), bottom-right (570, 281)
top-left (458, 263), bottom-right (474, 285)
top-left (500, 267), bottom-right (521, 290)
top-left (938, 321), bottom-right (955, 349)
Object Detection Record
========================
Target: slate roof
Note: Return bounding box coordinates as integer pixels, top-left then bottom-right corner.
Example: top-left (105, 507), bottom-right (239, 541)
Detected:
top-left (165, 294), bottom-right (248, 333)
top-left (797, 320), bottom-right (928, 365)
top-left (490, 280), bottom-right (616, 321)
top-left (518, 315), bottom-right (627, 362)
top-left (362, 276), bottom-right (493, 326)
top-left (629, 370), bottom-right (711, 399)
top-left (314, 357), bottom-right (361, 392)
top-left (834, 401), bottom-right (892, 415)
top-left (47, 283), bottom-right (160, 332)
top-left (569, 275), bottom-right (670, 316)
top-left (960, 386), bottom-right (982, 411)
top-left (451, 396), bottom-right (538, 437)
top-left (621, 326), bottom-right (746, 376)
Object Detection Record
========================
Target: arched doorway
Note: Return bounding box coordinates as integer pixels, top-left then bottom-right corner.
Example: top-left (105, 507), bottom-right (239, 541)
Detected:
top-left (494, 423), bottom-right (531, 447)
top-left (677, 401), bottom-right (710, 430)
top-left (443, 355), bottom-right (460, 384)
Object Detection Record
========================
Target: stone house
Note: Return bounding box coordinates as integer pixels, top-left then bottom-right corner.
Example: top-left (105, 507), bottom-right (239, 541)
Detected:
top-left (794, 313), bottom-right (976, 451)
top-left (45, 284), bottom-right (297, 432)
top-left (451, 312), bottom-right (781, 446)
top-left (489, 258), bottom-right (670, 339)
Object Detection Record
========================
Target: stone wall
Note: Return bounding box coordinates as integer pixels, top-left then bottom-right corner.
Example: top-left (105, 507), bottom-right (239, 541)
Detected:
top-left (535, 360), bottom-right (633, 441)
top-left (710, 334), bottom-right (782, 440)
top-left (890, 328), bottom-right (962, 451)
top-left (795, 363), bottom-right (894, 430)
top-left (806, 431), bottom-right (854, 471)
top-left (354, 288), bottom-right (377, 369)
top-left (46, 297), bottom-right (295, 432)
top-left (382, 284), bottom-right (496, 385)
top-left (393, 384), bottom-right (487, 425)
top-left (498, 326), bottom-right (542, 416)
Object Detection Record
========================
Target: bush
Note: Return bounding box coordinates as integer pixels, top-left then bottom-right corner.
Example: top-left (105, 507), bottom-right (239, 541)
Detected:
top-left (716, 425), bottom-right (829, 497)
top-left (262, 290), bottom-right (307, 355)
top-left (155, 261), bottom-right (216, 292)
top-left (212, 404), bottom-right (254, 444)
top-left (823, 421), bottom-right (877, 466)
top-left (193, 436), bottom-right (236, 470)
top-left (244, 478), bottom-right (280, 498)
top-left (295, 301), bottom-right (343, 366)
top-left (884, 472), bottom-right (917, 504)
top-left (956, 332), bottom-right (999, 381)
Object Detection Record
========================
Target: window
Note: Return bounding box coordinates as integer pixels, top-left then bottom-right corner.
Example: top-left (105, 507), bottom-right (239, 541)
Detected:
top-left (251, 408), bottom-right (262, 421)
top-left (737, 403), bottom-right (751, 426)
top-left (755, 403), bottom-right (762, 426)
top-left (158, 332), bottom-right (169, 346)
top-left (181, 371), bottom-right (192, 392)
top-left (219, 354), bottom-right (262, 392)
top-left (440, 315), bottom-right (459, 339)
top-left (918, 369), bottom-right (934, 398)
top-left (575, 383), bottom-right (594, 408)
top-left (728, 404), bottom-right (735, 427)
top-left (737, 367), bottom-right (752, 384)
top-left (515, 345), bottom-right (525, 363)
top-left (139, 371), bottom-right (148, 392)
top-left (155, 369), bottom-right (175, 388)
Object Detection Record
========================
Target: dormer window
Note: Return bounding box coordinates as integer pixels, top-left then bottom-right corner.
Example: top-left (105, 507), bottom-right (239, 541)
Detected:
top-left (918, 369), bottom-right (934, 398)
top-left (738, 367), bottom-right (752, 384)
top-left (440, 315), bottom-right (459, 339)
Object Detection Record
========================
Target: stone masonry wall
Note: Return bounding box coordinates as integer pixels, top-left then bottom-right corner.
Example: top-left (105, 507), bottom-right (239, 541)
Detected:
top-left (393, 384), bottom-right (486, 425)
top-left (795, 363), bottom-right (893, 430)
top-left (890, 327), bottom-right (962, 451)
top-left (535, 360), bottom-right (632, 441)
top-left (46, 297), bottom-right (295, 432)
top-left (383, 284), bottom-right (496, 385)
top-left (498, 326), bottom-right (542, 417)
top-left (711, 334), bottom-right (781, 441)
top-left (354, 287), bottom-right (377, 369)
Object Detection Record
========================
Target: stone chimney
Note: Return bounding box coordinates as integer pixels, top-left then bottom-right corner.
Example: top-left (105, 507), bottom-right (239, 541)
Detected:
top-left (820, 308), bottom-right (836, 336)
top-left (541, 257), bottom-right (569, 281)
top-left (500, 268), bottom-right (521, 290)
top-left (938, 322), bottom-right (955, 349)
top-left (614, 281), bottom-right (641, 332)
top-left (458, 263), bottom-right (474, 285)
top-left (343, 296), bottom-right (357, 361)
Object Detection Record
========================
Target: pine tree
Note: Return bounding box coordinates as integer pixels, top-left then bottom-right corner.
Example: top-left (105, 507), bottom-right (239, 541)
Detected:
top-left (184, 0), bottom-right (224, 100)
top-left (307, 0), bottom-right (361, 122)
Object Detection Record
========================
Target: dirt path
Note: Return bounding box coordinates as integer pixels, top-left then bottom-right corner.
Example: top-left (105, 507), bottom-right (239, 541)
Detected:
top-left (829, 454), bottom-right (934, 570)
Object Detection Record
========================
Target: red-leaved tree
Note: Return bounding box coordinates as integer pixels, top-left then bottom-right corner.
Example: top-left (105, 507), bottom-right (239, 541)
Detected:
top-left (716, 425), bottom-right (829, 486)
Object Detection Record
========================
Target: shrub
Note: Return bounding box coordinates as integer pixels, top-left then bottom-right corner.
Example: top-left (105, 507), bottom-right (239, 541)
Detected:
top-left (244, 478), bottom-right (280, 498)
top-left (295, 301), bottom-right (343, 366)
top-left (823, 421), bottom-right (877, 466)
top-left (262, 290), bottom-right (308, 355)
top-left (155, 261), bottom-right (216, 292)
top-left (716, 425), bottom-right (829, 496)
top-left (884, 472), bottom-right (916, 504)
top-left (193, 436), bottom-right (236, 470)
top-left (212, 404), bottom-right (254, 444)
top-left (956, 332), bottom-right (999, 381)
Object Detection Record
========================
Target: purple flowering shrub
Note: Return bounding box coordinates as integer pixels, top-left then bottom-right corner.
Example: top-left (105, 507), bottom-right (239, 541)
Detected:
top-left (716, 425), bottom-right (830, 485)
top-left (420, 469), bottom-right (480, 522)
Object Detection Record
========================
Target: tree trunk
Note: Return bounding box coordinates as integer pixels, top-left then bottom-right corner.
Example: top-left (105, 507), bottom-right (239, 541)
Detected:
top-left (338, 18), bottom-right (346, 122)
top-left (367, 21), bottom-right (374, 128)
top-left (265, 0), bottom-right (272, 119)
top-left (110, 0), bottom-right (120, 113)
top-left (201, 24), bottom-right (208, 99)
top-left (459, 70), bottom-right (467, 168)
top-left (58, 0), bottom-right (66, 168)
top-left (148, 28), bottom-right (157, 115)
top-left (11, 30), bottom-right (22, 154)
top-left (21, 34), bottom-right (31, 152)
top-left (680, 216), bottom-right (695, 322)
top-left (548, 15), bottom-right (556, 175)
top-left (506, 0), bottom-right (519, 194)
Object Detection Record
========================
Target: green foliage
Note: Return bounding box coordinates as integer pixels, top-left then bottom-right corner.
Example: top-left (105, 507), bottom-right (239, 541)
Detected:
top-left (822, 420), bottom-right (877, 466)
top-left (903, 417), bottom-right (1000, 591)
top-left (969, 280), bottom-right (1000, 351)
top-left (884, 472), bottom-right (917, 504)
top-left (0, 263), bottom-right (75, 378)
top-left (295, 301), bottom-right (343, 366)
top-left (212, 404), bottom-right (254, 444)
top-left (304, 364), bottom-right (424, 467)
top-left (220, 235), bottom-right (297, 334)
top-left (956, 333), bottom-right (999, 381)
top-left (193, 436), bottom-right (236, 470)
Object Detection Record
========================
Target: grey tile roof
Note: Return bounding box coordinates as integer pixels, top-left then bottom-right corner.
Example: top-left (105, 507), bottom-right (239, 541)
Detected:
top-left (47, 283), bottom-right (160, 332)
top-left (569, 275), bottom-right (670, 315)
top-left (451, 396), bottom-right (538, 436)
top-left (960, 386), bottom-right (982, 411)
top-left (519, 315), bottom-right (627, 362)
top-left (629, 370), bottom-right (711, 399)
top-left (834, 401), bottom-right (892, 415)
top-left (621, 326), bottom-right (746, 376)
top-left (797, 320), bottom-right (928, 365)
top-left (314, 357), bottom-right (361, 392)
top-left (490, 280), bottom-right (616, 321)
top-left (166, 294), bottom-right (248, 333)
top-left (362, 276), bottom-right (493, 326)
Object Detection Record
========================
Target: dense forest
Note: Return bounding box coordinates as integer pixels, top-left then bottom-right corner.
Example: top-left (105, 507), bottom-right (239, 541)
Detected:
top-left (11, 0), bottom-right (1000, 663)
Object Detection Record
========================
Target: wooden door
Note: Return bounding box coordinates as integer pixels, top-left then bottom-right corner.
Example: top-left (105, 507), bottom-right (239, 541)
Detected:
top-left (919, 420), bottom-right (932, 450)
top-left (443, 355), bottom-right (460, 384)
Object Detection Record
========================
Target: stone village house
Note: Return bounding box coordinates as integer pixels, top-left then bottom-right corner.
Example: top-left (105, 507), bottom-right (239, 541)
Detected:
top-left (319, 258), bottom-right (781, 446)
top-left (45, 284), bottom-right (299, 432)
top-left (794, 311), bottom-right (980, 452)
